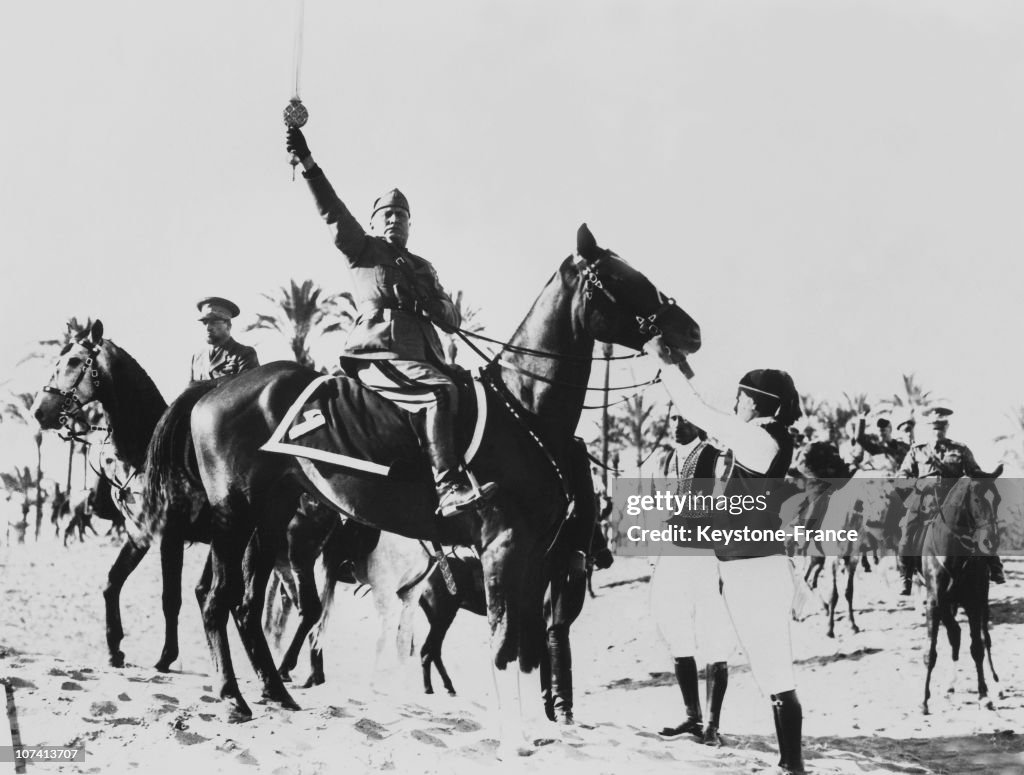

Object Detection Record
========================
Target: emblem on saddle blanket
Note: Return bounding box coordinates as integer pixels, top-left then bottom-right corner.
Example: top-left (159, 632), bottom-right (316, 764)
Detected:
top-left (260, 374), bottom-right (488, 477)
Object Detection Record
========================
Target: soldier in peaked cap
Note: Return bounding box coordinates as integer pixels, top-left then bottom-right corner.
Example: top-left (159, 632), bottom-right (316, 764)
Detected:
top-left (285, 126), bottom-right (496, 519)
top-left (190, 297), bottom-right (260, 383)
top-left (896, 406), bottom-right (1005, 593)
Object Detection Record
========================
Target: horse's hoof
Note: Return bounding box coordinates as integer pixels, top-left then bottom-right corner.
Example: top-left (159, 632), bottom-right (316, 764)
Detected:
top-left (279, 670), bottom-right (292, 683)
top-left (154, 660), bottom-right (173, 673)
top-left (982, 699), bottom-right (995, 711)
top-left (826, 631), bottom-right (835, 639)
top-left (301, 673), bottom-right (325, 689)
top-left (921, 704), bottom-right (930, 716)
top-left (262, 691), bottom-right (300, 711)
top-left (851, 626), bottom-right (861, 634)
top-left (447, 690), bottom-right (457, 697)
top-left (225, 702), bottom-right (253, 724)
top-left (110, 652), bottom-right (125, 669)
top-left (424, 687), bottom-right (434, 695)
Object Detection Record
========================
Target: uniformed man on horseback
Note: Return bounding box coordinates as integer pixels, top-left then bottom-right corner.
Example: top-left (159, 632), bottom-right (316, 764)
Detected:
top-left (190, 297), bottom-right (260, 382)
top-left (896, 406), bottom-right (1005, 594)
top-left (853, 413), bottom-right (909, 474)
top-left (286, 127), bottom-right (496, 518)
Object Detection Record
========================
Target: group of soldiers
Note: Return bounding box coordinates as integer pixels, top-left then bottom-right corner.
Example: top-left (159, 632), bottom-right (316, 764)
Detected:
top-left (800, 406), bottom-right (1006, 594)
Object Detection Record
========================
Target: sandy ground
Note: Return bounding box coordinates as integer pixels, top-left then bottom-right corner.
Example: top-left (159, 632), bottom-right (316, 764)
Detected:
top-left (0, 534), bottom-right (1022, 775)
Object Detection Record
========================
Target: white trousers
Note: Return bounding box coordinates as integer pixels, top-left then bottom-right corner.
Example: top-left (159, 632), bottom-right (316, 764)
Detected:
top-left (650, 554), bottom-right (735, 663)
top-left (718, 554), bottom-right (796, 697)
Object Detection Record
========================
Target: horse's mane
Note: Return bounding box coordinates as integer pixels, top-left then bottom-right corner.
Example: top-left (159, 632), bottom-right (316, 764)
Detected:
top-left (99, 340), bottom-right (168, 469)
top-left (138, 381), bottom-right (216, 539)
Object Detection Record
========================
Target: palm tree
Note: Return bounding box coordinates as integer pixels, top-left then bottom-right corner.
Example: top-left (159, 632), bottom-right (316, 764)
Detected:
top-left (0, 392), bottom-right (45, 541)
top-left (247, 279), bottom-right (356, 370)
top-left (1, 466), bottom-right (38, 544)
top-left (18, 316), bottom-right (96, 366)
top-left (443, 290), bottom-right (486, 366)
top-left (995, 405), bottom-right (1024, 473)
top-left (881, 373), bottom-right (933, 413)
top-left (605, 392), bottom-right (669, 476)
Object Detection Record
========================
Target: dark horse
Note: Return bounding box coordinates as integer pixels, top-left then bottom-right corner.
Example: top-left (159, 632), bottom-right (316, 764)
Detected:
top-left (179, 224), bottom-right (700, 720)
top-left (920, 474), bottom-right (1002, 714)
top-left (31, 322), bottom-right (334, 686)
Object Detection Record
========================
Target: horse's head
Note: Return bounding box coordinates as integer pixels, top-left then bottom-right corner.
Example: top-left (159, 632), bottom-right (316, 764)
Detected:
top-left (570, 224), bottom-right (701, 363)
top-left (942, 476), bottom-right (1001, 558)
top-left (797, 441), bottom-right (850, 480)
top-left (31, 319), bottom-right (105, 433)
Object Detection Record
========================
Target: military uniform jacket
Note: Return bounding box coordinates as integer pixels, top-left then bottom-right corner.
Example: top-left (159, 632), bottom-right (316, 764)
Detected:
top-left (304, 167), bottom-right (460, 363)
top-left (897, 438), bottom-right (983, 480)
top-left (856, 433), bottom-right (910, 474)
top-left (190, 338), bottom-right (259, 382)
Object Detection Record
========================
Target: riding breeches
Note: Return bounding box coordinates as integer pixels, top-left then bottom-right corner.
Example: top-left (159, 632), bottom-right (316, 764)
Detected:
top-left (349, 359), bottom-right (458, 414)
top-left (650, 554), bottom-right (734, 664)
top-left (718, 555), bottom-right (797, 697)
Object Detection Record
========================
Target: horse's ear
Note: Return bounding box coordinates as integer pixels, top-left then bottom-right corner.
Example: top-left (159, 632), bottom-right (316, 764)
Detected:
top-left (90, 320), bottom-right (104, 344)
top-left (576, 223), bottom-right (598, 261)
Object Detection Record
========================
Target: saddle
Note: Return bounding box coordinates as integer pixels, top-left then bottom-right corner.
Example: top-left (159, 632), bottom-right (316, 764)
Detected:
top-left (261, 366), bottom-right (486, 479)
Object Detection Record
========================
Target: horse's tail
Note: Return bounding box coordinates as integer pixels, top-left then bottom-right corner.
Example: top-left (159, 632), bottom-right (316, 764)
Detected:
top-left (140, 382), bottom-right (217, 539)
top-left (264, 569), bottom-right (297, 650)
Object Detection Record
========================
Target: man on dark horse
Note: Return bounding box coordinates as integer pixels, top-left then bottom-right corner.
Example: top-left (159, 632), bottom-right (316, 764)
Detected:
top-left (285, 127), bottom-right (496, 518)
top-left (896, 406), bottom-right (1005, 595)
top-left (190, 297), bottom-right (260, 383)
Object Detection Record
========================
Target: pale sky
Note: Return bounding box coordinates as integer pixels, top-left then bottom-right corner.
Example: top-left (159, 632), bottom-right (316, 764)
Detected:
top-left (2, 1), bottom-right (1022, 477)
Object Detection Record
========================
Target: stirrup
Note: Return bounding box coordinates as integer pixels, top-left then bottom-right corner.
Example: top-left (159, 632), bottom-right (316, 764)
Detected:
top-left (436, 477), bottom-right (497, 518)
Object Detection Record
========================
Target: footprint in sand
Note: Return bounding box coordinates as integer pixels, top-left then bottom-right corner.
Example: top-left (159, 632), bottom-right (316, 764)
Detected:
top-left (4, 677), bottom-right (36, 690)
top-left (409, 729), bottom-right (448, 748)
top-left (354, 718), bottom-right (389, 740)
top-left (89, 701), bottom-right (118, 716)
top-left (173, 729), bottom-right (209, 746)
top-left (428, 715), bottom-right (483, 733)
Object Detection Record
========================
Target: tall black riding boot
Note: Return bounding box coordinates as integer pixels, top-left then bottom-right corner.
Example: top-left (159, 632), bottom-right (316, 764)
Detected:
top-left (659, 657), bottom-right (702, 737)
top-left (898, 555), bottom-right (914, 596)
top-left (701, 662), bottom-right (728, 746)
top-left (547, 625), bottom-right (574, 724)
top-left (420, 403), bottom-right (496, 517)
top-left (771, 690), bottom-right (806, 775)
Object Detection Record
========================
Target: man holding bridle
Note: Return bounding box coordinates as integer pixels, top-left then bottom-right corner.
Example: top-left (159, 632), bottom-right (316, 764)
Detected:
top-left (646, 337), bottom-right (807, 775)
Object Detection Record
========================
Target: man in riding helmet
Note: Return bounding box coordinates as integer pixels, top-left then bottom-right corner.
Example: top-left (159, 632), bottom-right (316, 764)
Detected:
top-left (190, 297), bottom-right (260, 383)
top-left (286, 127), bottom-right (496, 518)
top-left (647, 337), bottom-right (808, 775)
top-left (896, 406), bottom-right (1005, 594)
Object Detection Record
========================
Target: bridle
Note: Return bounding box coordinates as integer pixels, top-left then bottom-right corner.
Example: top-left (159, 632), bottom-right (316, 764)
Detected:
top-left (41, 338), bottom-right (108, 443)
top-left (573, 252), bottom-right (679, 340)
